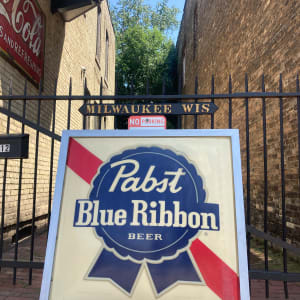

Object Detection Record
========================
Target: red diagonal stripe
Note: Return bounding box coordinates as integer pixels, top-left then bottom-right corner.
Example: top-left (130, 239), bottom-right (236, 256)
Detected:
top-left (66, 138), bottom-right (103, 184)
top-left (190, 239), bottom-right (240, 300)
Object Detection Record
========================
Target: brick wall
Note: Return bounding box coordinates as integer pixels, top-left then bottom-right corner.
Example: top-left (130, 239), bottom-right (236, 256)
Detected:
top-left (0, 0), bottom-right (115, 244)
top-left (177, 0), bottom-right (300, 245)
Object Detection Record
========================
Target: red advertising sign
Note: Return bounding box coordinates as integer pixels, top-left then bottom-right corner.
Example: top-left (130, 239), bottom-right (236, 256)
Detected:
top-left (0, 0), bottom-right (45, 86)
top-left (128, 115), bottom-right (167, 129)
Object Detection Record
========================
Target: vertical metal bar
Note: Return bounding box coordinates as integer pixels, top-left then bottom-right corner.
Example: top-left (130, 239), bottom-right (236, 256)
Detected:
top-left (126, 78), bottom-right (134, 130)
top-left (297, 75), bottom-right (300, 223)
top-left (262, 74), bottom-right (269, 298)
top-left (99, 77), bottom-right (103, 129)
top-left (130, 79), bottom-right (134, 95)
top-left (228, 75), bottom-right (232, 129)
top-left (245, 74), bottom-right (251, 291)
top-left (162, 78), bottom-right (166, 95)
top-left (146, 79), bottom-right (149, 95)
top-left (0, 81), bottom-right (12, 271)
top-left (115, 76), bottom-right (118, 96)
top-left (9, 80), bottom-right (12, 95)
top-left (194, 76), bottom-right (198, 129)
top-left (13, 80), bottom-right (27, 284)
top-left (211, 75), bottom-right (215, 129)
top-left (161, 78), bottom-right (167, 128)
top-left (279, 74), bottom-right (288, 298)
top-left (47, 80), bottom-right (57, 232)
top-left (297, 74), bottom-right (300, 298)
top-left (29, 83), bottom-right (42, 285)
top-left (83, 78), bottom-right (87, 129)
top-left (114, 77), bottom-right (117, 130)
top-left (67, 78), bottom-right (72, 130)
top-left (177, 77), bottom-right (182, 129)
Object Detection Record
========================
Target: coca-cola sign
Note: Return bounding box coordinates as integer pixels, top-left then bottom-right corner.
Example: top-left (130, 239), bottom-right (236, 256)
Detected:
top-left (0, 0), bottom-right (45, 86)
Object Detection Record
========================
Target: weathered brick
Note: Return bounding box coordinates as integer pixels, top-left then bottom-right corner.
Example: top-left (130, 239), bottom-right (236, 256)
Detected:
top-left (177, 0), bottom-right (300, 244)
top-left (0, 0), bottom-right (115, 244)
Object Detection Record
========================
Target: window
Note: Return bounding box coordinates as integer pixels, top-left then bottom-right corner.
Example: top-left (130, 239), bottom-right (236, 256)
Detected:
top-left (105, 30), bottom-right (109, 80)
top-left (96, 5), bottom-right (101, 62)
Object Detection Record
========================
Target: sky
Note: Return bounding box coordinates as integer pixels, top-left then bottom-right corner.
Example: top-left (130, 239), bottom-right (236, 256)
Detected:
top-left (108, 0), bottom-right (185, 43)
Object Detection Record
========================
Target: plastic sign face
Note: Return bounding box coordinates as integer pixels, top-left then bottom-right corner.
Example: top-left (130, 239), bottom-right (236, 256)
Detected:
top-left (40, 130), bottom-right (250, 300)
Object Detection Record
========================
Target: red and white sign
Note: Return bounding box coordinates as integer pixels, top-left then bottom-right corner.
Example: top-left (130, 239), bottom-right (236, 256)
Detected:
top-left (128, 115), bottom-right (166, 130)
top-left (0, 0), bottom-right (45, 85)
top-left (40, 131), bottom-right (250, 300)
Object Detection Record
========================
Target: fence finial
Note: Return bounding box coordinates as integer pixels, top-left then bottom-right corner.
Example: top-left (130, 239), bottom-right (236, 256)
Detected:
top-left (9, 78), bottom-right (13, 95)
top-left (262, 74), bottom-right (265, 92)
top-left (39, 80), bottom-right (43, 95)
top-left (245, 74), bottom-right (248, 92)
top-left (279, 73), bottom-right (283, 92)
top-left (54, 78), bottom-right (58, 95)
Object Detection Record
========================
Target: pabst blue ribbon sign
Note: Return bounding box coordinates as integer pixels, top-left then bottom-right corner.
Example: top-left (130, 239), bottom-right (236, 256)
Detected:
top-left (0, 0), bottom-right (45, 85)
top-left (41, 131), bottom-right (250, 300)
top-left (74, 147), bottom-right (219, 294)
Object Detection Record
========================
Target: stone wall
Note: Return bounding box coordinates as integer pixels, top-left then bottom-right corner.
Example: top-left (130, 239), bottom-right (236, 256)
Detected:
top-left (177, 0), bottom-right (300, 245)
top-left (0, 0), bottom-right (115, 244)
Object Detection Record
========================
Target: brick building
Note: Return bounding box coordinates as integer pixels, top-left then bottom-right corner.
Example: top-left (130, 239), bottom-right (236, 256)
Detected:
top-left (177, 0), bottom-right (300, 244)
top-left (0, 0), bottom-right (115, 246)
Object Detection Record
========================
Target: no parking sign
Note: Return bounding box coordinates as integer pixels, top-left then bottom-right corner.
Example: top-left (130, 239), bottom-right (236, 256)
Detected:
top-left (40, 130), bottom-right (249, 300)
top-left (128, 116), bottom-right (167, 129)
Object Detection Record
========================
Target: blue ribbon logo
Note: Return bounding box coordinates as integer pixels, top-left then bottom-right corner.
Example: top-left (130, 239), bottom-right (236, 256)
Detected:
top-left (74, 147), bottom-right (219, 296)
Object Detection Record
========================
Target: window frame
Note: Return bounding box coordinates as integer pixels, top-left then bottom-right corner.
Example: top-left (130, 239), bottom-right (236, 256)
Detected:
top-left (95, 4), bottom-right (102, 66)
top-left (105, 30), bottom-right (109, 81)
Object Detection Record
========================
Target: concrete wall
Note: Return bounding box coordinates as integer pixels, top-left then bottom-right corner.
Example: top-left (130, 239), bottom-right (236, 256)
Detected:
top-left (0, 0), bottom-right (115, 243)
top-left (177, 0), bottom-right (300, 244)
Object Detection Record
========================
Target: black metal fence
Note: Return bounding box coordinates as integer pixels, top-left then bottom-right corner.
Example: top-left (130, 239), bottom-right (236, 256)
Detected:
top-left (0, 74), bottom-right (300, 298)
